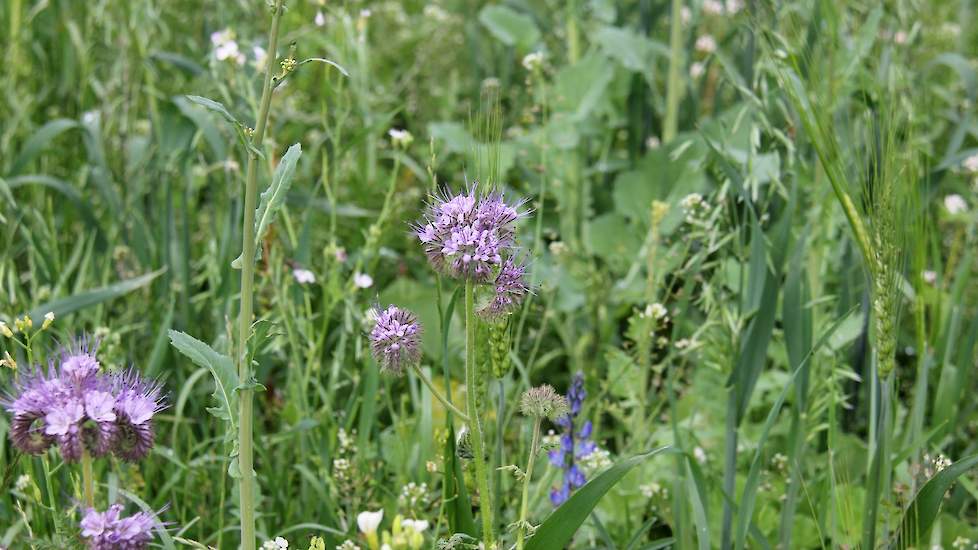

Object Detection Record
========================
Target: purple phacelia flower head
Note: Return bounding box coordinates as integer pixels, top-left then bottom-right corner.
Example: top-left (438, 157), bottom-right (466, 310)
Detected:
top-left (111, 369), bottom-right (165, 462)
top-left (4, 364), bottom-right (60, 455)
top-left (3, 337), bottom-right (165, 462)
top-left (369, 305), bottom-right (423, 376)
top-left (80, 504), bottom-right (161, 550)
top-left (414, 184), bottom-right (526, 283)
top-left (477, 256), bottom-right (530, 320)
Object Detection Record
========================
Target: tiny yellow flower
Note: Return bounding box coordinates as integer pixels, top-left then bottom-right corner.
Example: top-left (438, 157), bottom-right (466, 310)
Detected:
top-left (42, 312), bottom-right (55, 330)
top-left (0, 321), bottom-right (12, 338)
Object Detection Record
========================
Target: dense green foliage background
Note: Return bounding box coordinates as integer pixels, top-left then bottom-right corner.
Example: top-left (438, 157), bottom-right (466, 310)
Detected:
top-left (2, 0), bottom-right (978, 548)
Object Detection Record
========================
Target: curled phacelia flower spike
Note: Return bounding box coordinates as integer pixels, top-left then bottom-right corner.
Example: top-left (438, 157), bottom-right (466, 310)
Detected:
top-left (111, 369), bottom-right (166, 462)
top-left (478, 256), bottom-right (530, 320)
top-left (369, 305), bottom-right (423, 376)
top-left (80, 504), bottom-right (162, 550)
top-left (520, 385), bottom-right (569, 420)
top-left (414, 184), bottom-right (526, 284)
top-left (2, 337), bottom-right (165, 463)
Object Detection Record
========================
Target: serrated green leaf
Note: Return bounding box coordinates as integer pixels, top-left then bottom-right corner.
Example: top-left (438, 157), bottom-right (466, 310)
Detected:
top-left (525, 446), bottom-right (673, 550)
top-left (231, 143), bottom-right (302, 268)
top-left (167, 331), bottom-right (239, 442)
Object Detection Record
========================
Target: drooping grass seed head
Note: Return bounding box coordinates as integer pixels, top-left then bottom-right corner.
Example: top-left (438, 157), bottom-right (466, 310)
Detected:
top-left (369, 305), bottom-right (423, 376)
top-left (520, 385), bottom-right (569, 421)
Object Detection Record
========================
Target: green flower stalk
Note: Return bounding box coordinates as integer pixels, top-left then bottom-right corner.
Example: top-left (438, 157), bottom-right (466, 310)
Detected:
top-left (516, 385), bottom-right (569, 550)
top-left (236, 1), bottom-right (285, 548)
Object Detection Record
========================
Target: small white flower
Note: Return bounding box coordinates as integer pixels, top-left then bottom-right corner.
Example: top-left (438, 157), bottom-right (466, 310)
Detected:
top-left (643, 303), bottom-right (668, 321)
top-left (253, 46), bottom-right (267, 70)
top-left (725, 0), bottom-right (743, 14)
top-left (357, 509), bottom-right (384, 534)
top-left (261, 537), bottom-right (289, 550)
top-left (675, 338), bottom-right (692, 350)
top-left (703, 0), bottom-right (724, 16)
top-left (359, 9), bottom-right (372, 18)
top-left (293, 268), bottom-right (316, 285)
top-left (315, 10), bottom-right (326, 27)
top-left (962, 153), bottom-right (978, 173)
top-left (402, 519), bottom-right (430, 534)
top-left (388, 128), bottom-right (414, 148)
top-left (689, 62), bottom-right (706, 79)
top-left (944, 194), bottom-right (968, 214)
top-left (681, 193), bottom-right (705, 212)
top-left (336, 541), bottom-right (361, 550)
top-left (922, 270), bottom-right (937, 285)
top-left (14, 474), bottom-right (30, 492)
top-left (694, 446), bottom-right (707, 463)
top-left (695, 35), bottom-right (717, 54)
top-left (645, 136), bottom-right (661, 150)
top-left (893, 30), bottom-right (908, 44)
top-left (680, 6), bottom-right (692, 24)
top-left (353, 272), bottom-right (373, 289)
top-left (522, 51), bottom-right (545, 71)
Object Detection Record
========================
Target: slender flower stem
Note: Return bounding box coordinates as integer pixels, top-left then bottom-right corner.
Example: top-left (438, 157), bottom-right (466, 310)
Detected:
top-left (80, 448), bottom-right (95, 509)
top-left (411, 364), bottom-right (470, 422)
top-left (663, 0), bottom-right (684, 143)
top-left (236, 2), bottom-right (285, 549)
top-left (516, 418), bottom-right (542, 550)
top-left (465, 280), bottom-right (494, 548)
top-left (42, 455), bottom-right (61, 532)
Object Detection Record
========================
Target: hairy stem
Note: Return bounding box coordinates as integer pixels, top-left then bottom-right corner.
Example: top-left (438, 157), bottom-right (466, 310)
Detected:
top-left (80, 448), bottom-right (94, 509)
top-left (411, 363), bottom-right (470, 422)
top-left (663, 0), bottom-right (684, 142)
top-left (516, 418), bottom-right (542, 550)
top-left (466, 280), bottom-right (494, 547)
top-left (236, 1), bottom-right (285, 548)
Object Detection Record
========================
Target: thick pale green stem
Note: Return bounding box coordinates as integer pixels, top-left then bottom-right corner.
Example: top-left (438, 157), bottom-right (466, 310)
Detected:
top-left (465, 281), bottom-right (494, 548)
top-left (41, 456), bottom-right (61, 532)
top-left (516, 419), bottom-right (542, 550)
top-left (663, 0), bottom-right (684, 143)
top-left (237, 2), bottom-right (285, 549)
top-left (80, 448), bottom-right (94, 509)
top-left (411, 364), bottom-right (470, 422)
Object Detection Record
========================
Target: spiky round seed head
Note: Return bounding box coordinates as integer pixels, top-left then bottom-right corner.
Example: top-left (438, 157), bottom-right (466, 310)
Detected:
top-left (520, 385), bottom-right (570, 420)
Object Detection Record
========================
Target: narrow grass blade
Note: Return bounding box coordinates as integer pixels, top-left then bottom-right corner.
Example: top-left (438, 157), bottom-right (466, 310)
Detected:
top-left (525, 446), bottom-right (673, 550)
top-left (28, 268), bottom-right (165, 323)
top-left (891, 453), bottom-right (978, 548)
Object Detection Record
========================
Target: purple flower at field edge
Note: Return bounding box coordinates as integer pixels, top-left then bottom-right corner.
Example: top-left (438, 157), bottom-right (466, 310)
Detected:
top-left (414, 184), bottom-right (526, 284)
top-left (477, 256), bottom-right (530, 319)
top-left (549, 372), bottom-right (596, 506)
top-left (369, 305), bottom-right (423, 375)
top-left (3, 337), bottom-right (165, 462)
top-left (112, 369), bottom-right (166, 462)
top-left (81, 504), bottom-right (162, 550)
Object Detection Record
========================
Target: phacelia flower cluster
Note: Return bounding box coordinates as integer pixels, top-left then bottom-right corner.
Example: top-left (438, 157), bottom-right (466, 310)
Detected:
top-left (369, 305), bottom-right (423, 375)
top-left (3, 340), bottom-right (164, 462)
top-left (477, 256), bottom-right (530, 319)
top-left (80, 504), bottom-right (160, 550)
top-left (415, 185), bottom-right (526, 285)
top-left (549, 372), bottom-right (596, 506)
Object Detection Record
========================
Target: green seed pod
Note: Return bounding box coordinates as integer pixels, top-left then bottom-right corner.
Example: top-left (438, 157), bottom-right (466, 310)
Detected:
top-left (488, 318), bottom-right (512, 378)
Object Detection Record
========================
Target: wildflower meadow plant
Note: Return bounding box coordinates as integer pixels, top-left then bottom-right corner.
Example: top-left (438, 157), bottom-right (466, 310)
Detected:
top-left (2, 322), bottom-right (165, 547)
top-left (549, 372), bottom-right (596, 506)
